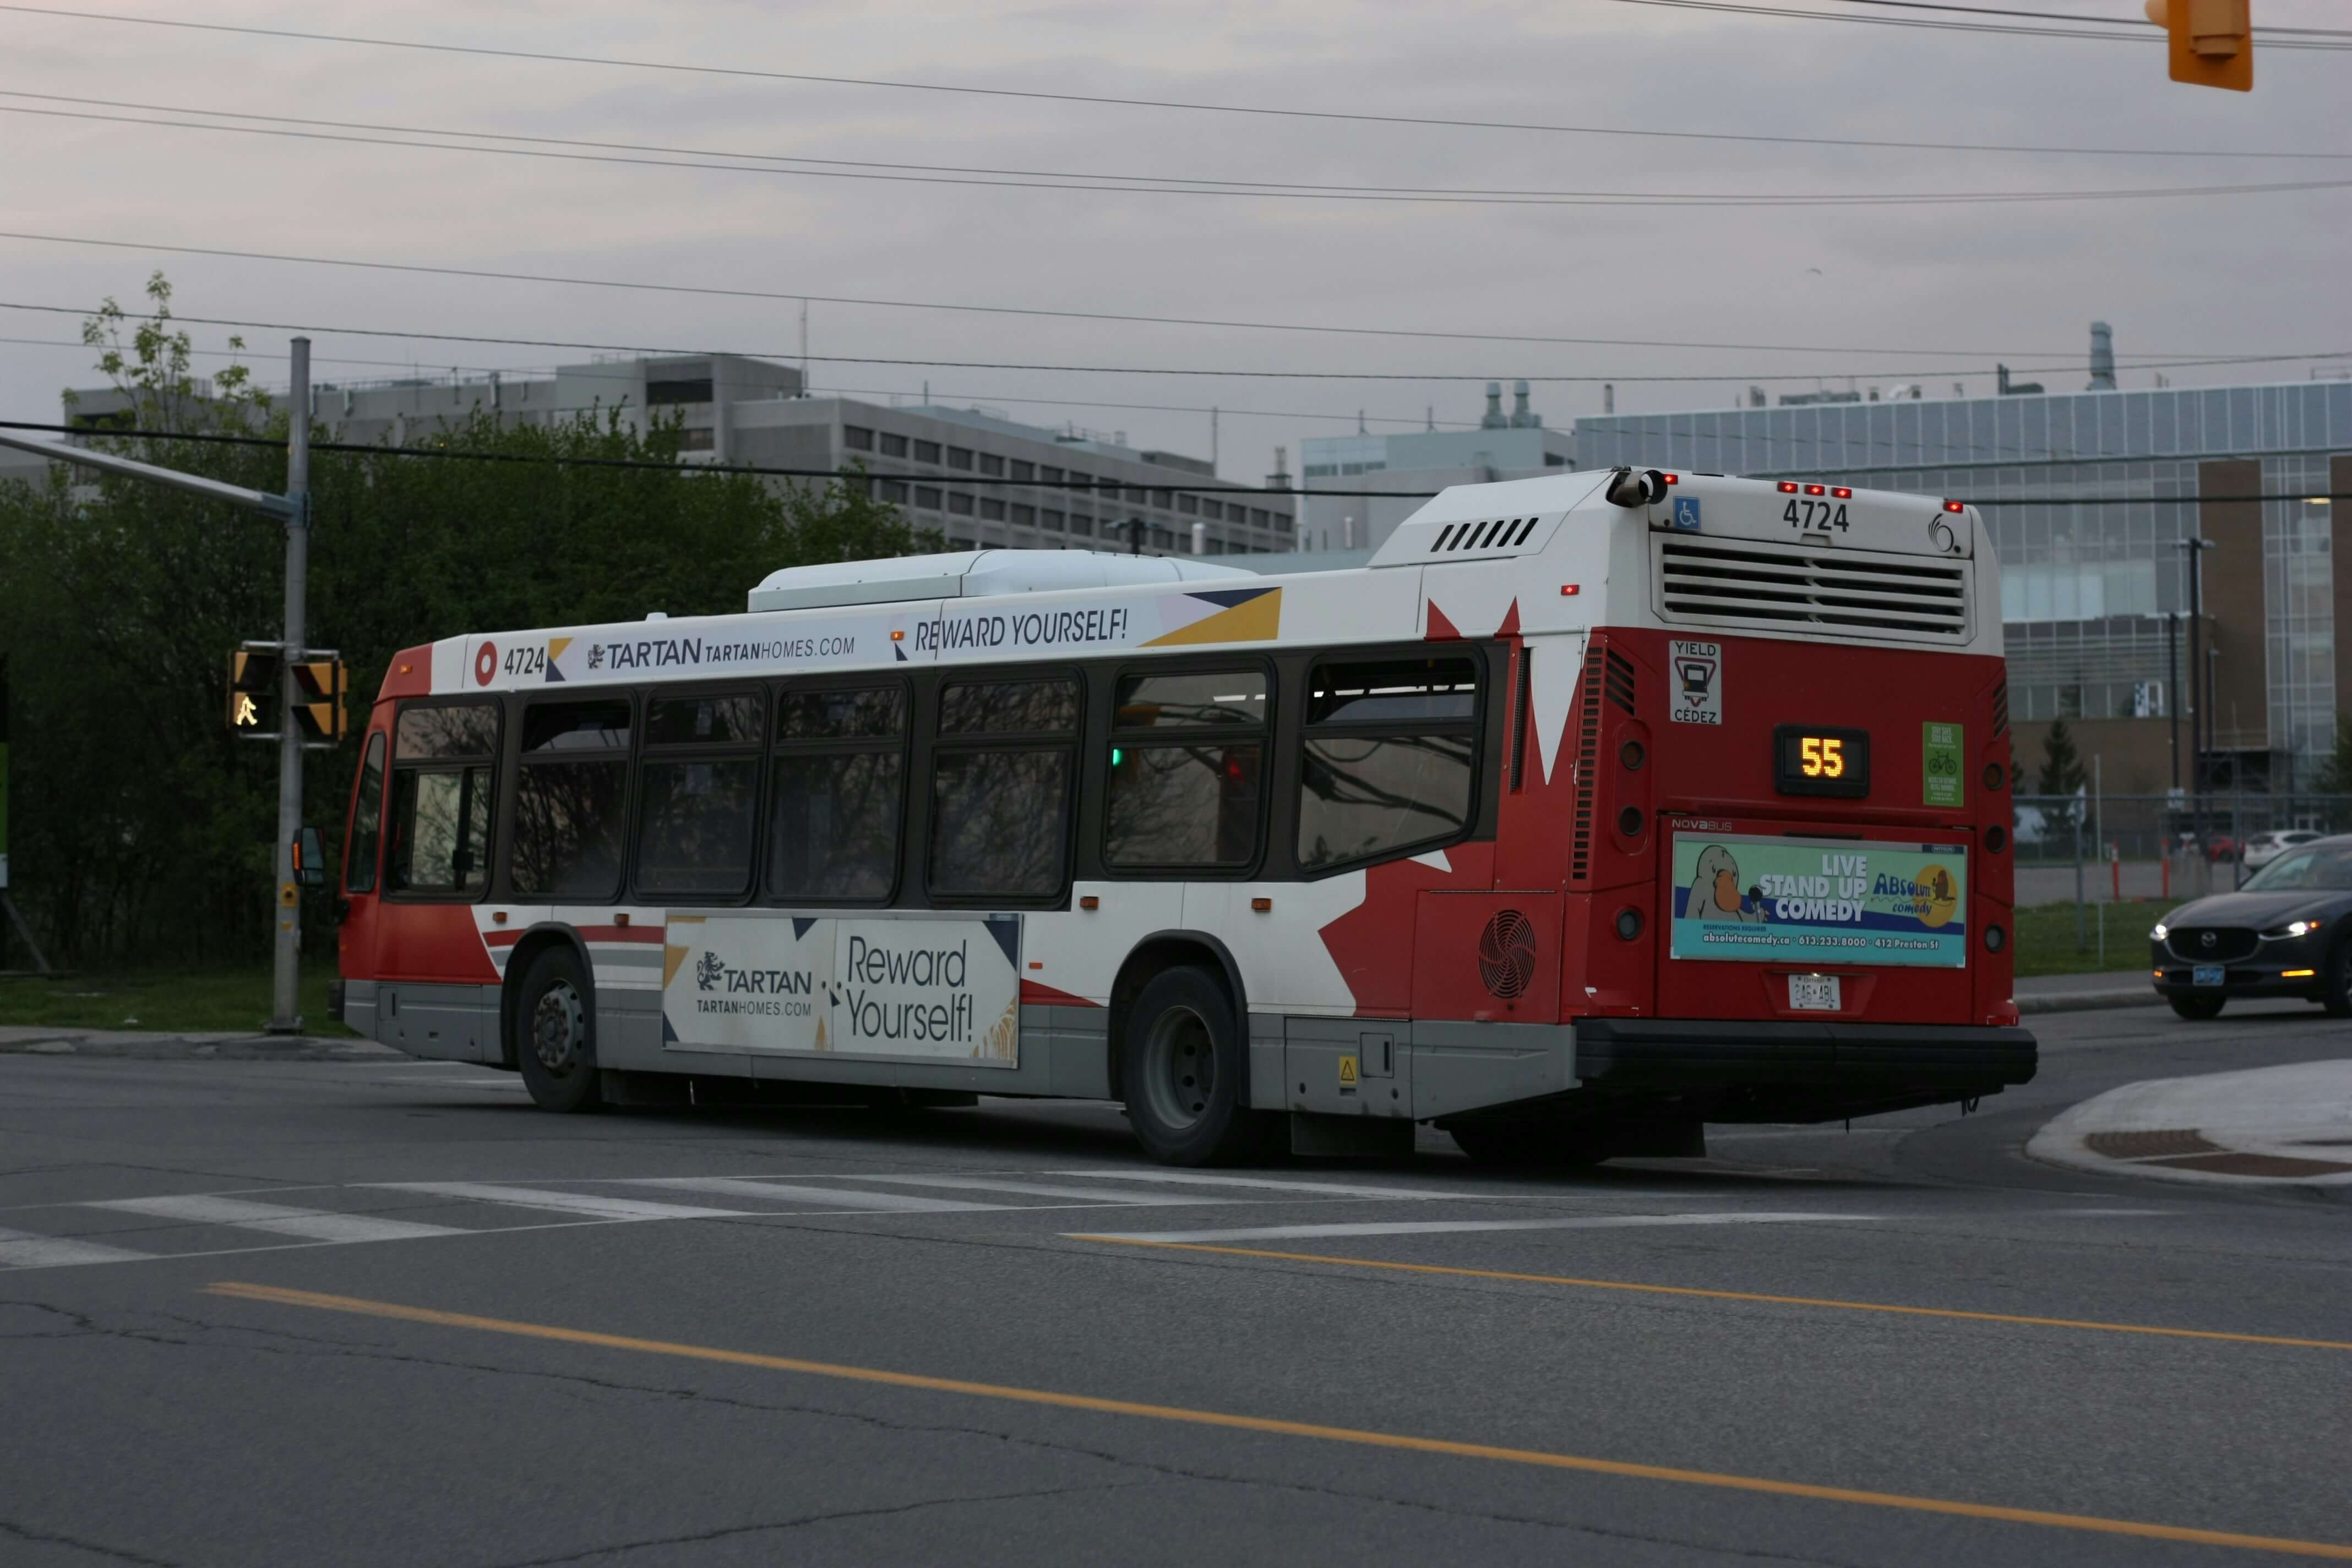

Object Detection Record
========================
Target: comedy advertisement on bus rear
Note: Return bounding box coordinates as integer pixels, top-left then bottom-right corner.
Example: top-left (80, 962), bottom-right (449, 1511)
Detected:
top-left (1669, 834), bottom-right (1968, 968)
top-left (661, 913), bottom-right (1022, 1064)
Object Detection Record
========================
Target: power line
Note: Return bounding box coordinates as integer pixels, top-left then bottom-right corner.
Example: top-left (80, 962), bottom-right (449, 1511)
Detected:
top-left (23, 101), bottom-right (2352, 209)
top-left (7, 418), bottom-right (2343, 509)
top-left (0, 331), bottom-right (1494, 431)
top-left (1809, 0), bottom-right (2352, 37)
top-left (1, 3), bottom-right (2344, 160)
top-left (1606, 0), bottom-right (2352, 46)
top-left (9, 299), bottom-right (2348, 384)
top-left (0, 230), bottom-right (2260, 363)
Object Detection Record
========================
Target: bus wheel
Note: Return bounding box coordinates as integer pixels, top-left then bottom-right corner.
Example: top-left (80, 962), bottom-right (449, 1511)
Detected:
top-left (515, 947), bottom-right (603, 1113)
top-left (2168, 995), bottom-right (2226, 1022)
top-left (1122, 966), bottom-right (1253, 1166)
top-left (1449, 1120), bottom-right (1604, 1170)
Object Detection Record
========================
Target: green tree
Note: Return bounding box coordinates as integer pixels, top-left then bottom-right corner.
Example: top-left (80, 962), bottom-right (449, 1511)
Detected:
top-left (2035, 717), bottom-right (2089, 799)
top-left (2311, 716), bottom-right (2352, 799)
top-left (0, 279), bottom-right (938, 966)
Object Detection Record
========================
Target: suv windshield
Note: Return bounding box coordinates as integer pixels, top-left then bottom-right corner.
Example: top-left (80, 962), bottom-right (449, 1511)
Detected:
top-left (2240, 844), bottom-right (2352, 892)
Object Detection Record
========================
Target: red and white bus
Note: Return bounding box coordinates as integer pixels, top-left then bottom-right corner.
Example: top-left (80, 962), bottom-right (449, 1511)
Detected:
top-left (332, 466), bottom-right (2033, 1166)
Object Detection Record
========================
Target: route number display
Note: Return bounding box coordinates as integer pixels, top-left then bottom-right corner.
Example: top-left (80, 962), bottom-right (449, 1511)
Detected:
top-left (1774, 725), bottom-right (1870, 799)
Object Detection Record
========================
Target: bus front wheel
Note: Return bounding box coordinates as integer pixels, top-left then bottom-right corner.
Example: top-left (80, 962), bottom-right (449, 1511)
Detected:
top-left (1121, 966), bottom-right (1256, 1166)
top-left (515, 946), bottom-right (603, 1113)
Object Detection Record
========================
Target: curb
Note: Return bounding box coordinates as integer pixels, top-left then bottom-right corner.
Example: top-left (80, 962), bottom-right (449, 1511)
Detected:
top-left (2015, 986), bottom-right (2154, 1016)
top-left (2027, 1060), bottom-right (2352, 1189)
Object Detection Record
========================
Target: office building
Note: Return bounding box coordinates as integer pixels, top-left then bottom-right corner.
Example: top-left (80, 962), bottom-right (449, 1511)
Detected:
top-left (1297, 380), bottom-right (1572, 553)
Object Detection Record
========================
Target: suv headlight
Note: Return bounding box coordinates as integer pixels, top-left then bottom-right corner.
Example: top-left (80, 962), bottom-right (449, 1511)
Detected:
top-left (2262, 918), bottom-right (2324, 939)
top-left (2150, 922), bottom-right (2169, 941)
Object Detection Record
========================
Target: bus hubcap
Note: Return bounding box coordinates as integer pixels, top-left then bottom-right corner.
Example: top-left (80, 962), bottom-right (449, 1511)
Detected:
top-left (532, 981), bottom-right (585, 1074)
top-left (1142, 1006), bottom-right (1215, 1131)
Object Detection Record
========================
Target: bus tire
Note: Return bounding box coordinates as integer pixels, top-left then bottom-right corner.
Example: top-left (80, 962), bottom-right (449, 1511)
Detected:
top-left (2167, 994), bottom-right (2225, 1022)
top-left (1121, 966), bottom-right (1253, 1166)
top-left (1449, 1119), bottom-right (1605, 1170)
top-left (514, 946), bottom-right (603, 1113)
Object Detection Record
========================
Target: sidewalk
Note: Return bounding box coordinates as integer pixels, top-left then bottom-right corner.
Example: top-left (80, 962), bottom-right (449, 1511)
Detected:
top-left (0, 1026), bottom-right (398, 1060)
top-left (2028, 1060), bottom-right (2352, 1188)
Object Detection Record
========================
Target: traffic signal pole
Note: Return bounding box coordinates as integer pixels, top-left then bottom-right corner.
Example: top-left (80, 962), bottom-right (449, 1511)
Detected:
top-left (269, 338), bottom-right (311, 1032)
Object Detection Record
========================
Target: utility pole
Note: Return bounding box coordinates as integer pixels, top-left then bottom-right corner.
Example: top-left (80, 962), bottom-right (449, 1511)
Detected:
top-left (269, 339), bottom-right (312, 1032)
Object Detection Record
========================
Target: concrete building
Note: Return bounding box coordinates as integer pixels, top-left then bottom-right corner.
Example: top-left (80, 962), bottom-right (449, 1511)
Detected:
top-left (1574, 334), bottom-right (2352, 793)
top-left (1296, 380), bottom-right (1572, 553)
top-left (35, 352), bottom-right (1290, 558)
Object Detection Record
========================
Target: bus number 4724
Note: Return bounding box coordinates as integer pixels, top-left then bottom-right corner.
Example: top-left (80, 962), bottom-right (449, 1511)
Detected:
top-left (1784, 499), bottom-right (1849, 531)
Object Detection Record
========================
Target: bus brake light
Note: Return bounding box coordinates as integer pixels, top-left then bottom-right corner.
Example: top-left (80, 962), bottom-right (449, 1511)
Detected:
top-left (1943, 500), bottom-right (1966, 513)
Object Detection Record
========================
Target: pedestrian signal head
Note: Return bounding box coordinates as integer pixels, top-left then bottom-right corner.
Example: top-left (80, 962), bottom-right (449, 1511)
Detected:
top-left (226, 649), bottom-right (280, 737)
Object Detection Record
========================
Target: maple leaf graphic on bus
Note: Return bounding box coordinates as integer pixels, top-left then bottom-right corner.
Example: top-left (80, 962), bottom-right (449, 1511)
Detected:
top-left (694, 951), bottom-right (725, 990)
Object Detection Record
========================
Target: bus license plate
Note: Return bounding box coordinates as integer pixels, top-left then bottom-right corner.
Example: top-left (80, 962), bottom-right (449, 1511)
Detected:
top-left (2193, 965), bottom-right (2225, 987)
top-left (1789, 975), bottom-right (1841, 1011)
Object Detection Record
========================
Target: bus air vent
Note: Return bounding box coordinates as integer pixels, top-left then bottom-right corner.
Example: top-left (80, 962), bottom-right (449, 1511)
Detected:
top-left (1604, 649), bottom-right (1636, 715)
top-left (1570, 641), bottom-right (1606, 882)
top-left (1653, 536), bottom-right (1969, 644)
top-left (1478, 909), bottom-right (1538, 1000)
top-left (1367, 511), bottom-right (1564, 567)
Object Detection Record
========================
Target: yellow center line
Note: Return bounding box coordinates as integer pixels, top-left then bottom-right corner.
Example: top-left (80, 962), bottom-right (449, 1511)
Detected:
top-left (1073, 1237), bottom-right (2352, 1354)
top-left (204, 1280), bottom-right (2351, 1560)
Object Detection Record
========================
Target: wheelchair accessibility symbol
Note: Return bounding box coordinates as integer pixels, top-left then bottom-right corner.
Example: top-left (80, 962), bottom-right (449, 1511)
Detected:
top-left (1673, 497), bottom-right (1703, 531)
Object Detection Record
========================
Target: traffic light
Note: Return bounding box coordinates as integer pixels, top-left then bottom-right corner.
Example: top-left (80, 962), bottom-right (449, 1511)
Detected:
top-left (2146, 0), bottom-right (2252, 92)
top-left (290, 659), bottom-right (347, 743)
top-left (227, 649), bottom-right (280, 737)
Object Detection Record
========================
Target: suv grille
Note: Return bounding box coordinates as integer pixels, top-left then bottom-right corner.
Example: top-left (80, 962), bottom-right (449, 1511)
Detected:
top-left (2165, 927), bottom-right (2258, 964)
top-left (1657, 536), bottom-right (1969, 643)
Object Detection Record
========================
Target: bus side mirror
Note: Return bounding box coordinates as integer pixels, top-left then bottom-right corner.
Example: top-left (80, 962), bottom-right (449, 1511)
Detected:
top-left (1603, 468), bottom-right (1665, 509)
top-left (295, 826), bottom-right (327, 889)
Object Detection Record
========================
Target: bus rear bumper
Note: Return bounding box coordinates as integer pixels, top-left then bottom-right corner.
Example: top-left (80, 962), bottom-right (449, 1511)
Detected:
top-left (1569, 1016), bottom-right (2037, 1121)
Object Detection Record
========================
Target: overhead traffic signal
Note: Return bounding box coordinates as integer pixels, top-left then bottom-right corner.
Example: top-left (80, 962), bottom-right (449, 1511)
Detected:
top-left (2146, 0), bottom-right (2252, 92)
top-left (290, 658), bottom-right (347, 742)
top-left (227, 649), bottom-right (280, 737)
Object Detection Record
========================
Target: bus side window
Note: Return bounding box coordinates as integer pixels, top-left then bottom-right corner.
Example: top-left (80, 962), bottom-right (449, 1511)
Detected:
top-left (511, 699), bottom-right (632, 901)
top-left (1297, 656), bottom-right (1479, 873)
top-left (1103, 669), bottom-right (1267, 871)
top-left (386, 701), bottom-right (498, 897)
top-left (636, 691), bottom-right (763, 900)
top-left (344, 731), bottom-right (386, 895)
top-left (929, 676), bottom-right (1079, 899)
top-left (768, 684), bottom-right (907, 902)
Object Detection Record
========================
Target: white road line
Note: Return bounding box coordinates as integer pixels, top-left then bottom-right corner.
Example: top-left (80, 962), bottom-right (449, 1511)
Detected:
top-left (844, 1174), bottom-right (1235, 1206)
top-left (366, 1183), bottom-right (752, 1220)
top-left (1076, 1212), bottom-right (1874, 1244)
top-left (0, 1226), bottom-right (153, 1270)
top-left (620, 1178), bottom-right (1008, 1213)
top-left (1056, 1170), bottom-right (1464, 1201)
top-left (89, 1195), bottom-right (469, 1243)
top-left (2040, 1207), bottom-right (2179, 1217)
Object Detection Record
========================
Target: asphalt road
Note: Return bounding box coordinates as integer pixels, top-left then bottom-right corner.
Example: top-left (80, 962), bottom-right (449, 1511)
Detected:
top-left (3, 1002), bottom-right (2349, 1567)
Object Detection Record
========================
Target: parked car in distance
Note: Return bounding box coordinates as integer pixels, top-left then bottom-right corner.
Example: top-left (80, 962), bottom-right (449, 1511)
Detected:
top-left (2242, 829), bottom-right (2324, 871)
top-left (2150, 835), bottom-right (2352, 1019)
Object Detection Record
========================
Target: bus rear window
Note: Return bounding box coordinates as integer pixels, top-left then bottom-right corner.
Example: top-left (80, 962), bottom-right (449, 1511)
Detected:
top-left (1309, 658), bottom-right (1477, 725)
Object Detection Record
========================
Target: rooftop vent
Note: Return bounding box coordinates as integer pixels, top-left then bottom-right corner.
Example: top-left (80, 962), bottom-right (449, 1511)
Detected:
top-left (1654, 535), bottom-right (1969, 644)
top-left (1368, 511), bottom-right (1564, 568)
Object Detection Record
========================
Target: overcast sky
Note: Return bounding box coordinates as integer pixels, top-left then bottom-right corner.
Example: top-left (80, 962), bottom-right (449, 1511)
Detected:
top-left (3, 0), bottom-right (2347, 478)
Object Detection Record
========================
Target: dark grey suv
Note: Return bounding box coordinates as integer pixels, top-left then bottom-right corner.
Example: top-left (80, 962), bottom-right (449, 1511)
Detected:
top-left (2150, 834), bottom-right (2352, 1020)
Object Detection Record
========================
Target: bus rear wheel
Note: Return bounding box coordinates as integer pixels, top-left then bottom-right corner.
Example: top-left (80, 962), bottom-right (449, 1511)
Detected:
top-left (515, 946), bottom-right (603, 1113)
top-left (1121, 966), bottom-right (1257, 1166)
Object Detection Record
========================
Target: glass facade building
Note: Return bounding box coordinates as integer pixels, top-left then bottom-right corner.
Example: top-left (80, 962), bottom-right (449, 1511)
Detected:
top-left (1575, 380), bottom-right (2352, 786)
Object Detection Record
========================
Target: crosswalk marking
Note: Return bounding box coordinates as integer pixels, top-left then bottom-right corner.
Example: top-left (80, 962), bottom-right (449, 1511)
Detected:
top-left (1076, 1212), bottom-right (1874, 1244)
top-left (618, 1178), bottom-right (1003, 1213)
top-left (90, 1195), bottom-right (471, 1244)
top-left (366, 1183), bottom-right (752, 1221)
top-left (844, 1174), bottom-right (1234, 1206)
top-left (0, 1226), bottom-right (152, 1270)
top-left (1058, 1170), bottom-right (1463, 1201)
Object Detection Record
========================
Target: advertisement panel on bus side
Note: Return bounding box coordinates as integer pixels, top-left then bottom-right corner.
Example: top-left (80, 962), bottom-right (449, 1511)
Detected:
top-left (662, 912), bottom-right (1022, 1064)
top-left (1669, 833), bottom-right (1968, 968)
